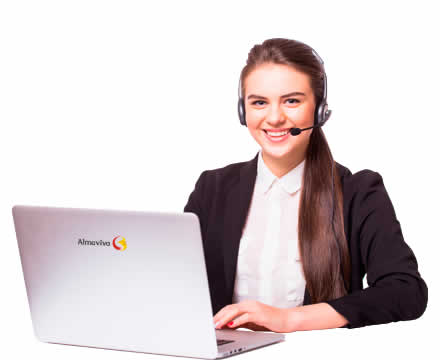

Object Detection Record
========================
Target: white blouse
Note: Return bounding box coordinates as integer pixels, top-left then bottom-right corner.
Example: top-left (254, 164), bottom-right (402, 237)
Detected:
top-left (232, 149), bottom-right (307, 309)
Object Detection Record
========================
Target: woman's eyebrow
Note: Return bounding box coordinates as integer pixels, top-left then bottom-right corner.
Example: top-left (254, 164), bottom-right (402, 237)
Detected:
top-left (247, 91), bottom-right (306, 100)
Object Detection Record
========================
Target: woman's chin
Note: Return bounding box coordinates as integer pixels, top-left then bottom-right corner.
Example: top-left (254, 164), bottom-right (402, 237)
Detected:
top-left (261, 146), bottom-right (296, 159)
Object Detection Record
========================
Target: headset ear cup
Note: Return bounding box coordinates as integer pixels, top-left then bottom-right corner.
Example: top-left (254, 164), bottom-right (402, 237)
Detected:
top-left (321, 103), bottom-right (330, 125)
top-left (315, 103), bottom-right (330, 127)
top-left (315, 103), bottom-right (324, 126)
top-left (238, 98), bottom-right (246, 126)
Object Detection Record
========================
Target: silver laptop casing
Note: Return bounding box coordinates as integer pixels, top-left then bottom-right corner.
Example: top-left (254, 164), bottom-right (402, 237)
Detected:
top-left (12, 205), bottom-right (285, 359)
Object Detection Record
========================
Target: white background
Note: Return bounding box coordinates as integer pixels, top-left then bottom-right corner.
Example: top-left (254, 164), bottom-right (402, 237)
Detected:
top-left (1, 0), bottom-right (438, 359)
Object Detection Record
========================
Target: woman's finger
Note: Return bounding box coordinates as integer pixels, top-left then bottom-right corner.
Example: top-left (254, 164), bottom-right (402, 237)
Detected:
top-left (213, 304), bottom-right (233, 325)
top-left (214, 305), bottom-right (242, 329)
top-left (226, 312), bottom-right (251, 329)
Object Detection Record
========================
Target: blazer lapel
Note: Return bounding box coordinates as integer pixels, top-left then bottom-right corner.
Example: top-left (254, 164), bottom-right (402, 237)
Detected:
top-left (222, 151), bottom-right (311, 306)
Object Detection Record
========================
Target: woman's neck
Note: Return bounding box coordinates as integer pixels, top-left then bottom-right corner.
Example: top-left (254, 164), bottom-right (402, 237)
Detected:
top-left (261, 149), bottom-right (306, 178)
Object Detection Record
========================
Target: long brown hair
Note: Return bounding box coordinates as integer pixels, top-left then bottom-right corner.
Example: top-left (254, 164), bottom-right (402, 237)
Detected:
top-left (240, 38), bottom-right (351, 303)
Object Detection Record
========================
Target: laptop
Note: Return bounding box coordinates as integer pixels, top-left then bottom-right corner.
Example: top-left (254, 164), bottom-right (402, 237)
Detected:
top-left (12, 204), bottom-right (285, 359)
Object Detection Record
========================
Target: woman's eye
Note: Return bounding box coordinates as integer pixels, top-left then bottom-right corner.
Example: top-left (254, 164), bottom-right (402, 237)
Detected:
top-left (251, 99), bottom-right (299, 106)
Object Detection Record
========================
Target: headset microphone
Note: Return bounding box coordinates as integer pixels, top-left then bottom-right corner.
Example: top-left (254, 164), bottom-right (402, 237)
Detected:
top-left (288, 112), bottom-right (331, 136)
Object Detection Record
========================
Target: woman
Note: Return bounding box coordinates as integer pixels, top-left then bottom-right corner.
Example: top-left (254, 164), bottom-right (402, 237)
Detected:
top-left (183, 38), bottom-right (428, 332)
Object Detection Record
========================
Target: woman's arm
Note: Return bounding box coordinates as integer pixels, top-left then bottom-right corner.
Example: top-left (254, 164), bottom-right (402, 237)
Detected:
top-left (286, 303), bottom-right (348, 331)
top-left (225, 303), bottom-right (348, 332)
top-left (319, 171), bottom-right (428, 329)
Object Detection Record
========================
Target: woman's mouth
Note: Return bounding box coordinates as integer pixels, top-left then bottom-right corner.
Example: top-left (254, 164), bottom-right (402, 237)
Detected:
top-left (263, 129), bottom-right (291, 143)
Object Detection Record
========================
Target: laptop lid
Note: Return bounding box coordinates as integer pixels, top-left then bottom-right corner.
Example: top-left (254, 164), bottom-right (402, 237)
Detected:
top-left (13, 204), bottom-right (220, 359)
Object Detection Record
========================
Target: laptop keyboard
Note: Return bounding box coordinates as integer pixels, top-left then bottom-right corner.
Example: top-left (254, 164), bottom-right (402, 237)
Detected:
top-left (217, 339), bottom-right (235, 346)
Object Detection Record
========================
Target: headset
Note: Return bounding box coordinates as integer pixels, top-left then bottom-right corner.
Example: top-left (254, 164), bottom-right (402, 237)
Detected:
top-left (237, 44), bottom-right (331, 129)
top-left (237, 41), bottom-right (347, 294)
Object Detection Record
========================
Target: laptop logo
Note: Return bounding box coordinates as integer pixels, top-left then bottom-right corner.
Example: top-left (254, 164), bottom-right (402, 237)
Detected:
top-left (77, 235), bottom-right (127, 251)
top-left (112, 235), bottom-right (127, 251)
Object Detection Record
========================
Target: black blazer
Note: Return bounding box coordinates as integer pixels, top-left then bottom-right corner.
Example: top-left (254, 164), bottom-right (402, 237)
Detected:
top-left (183, 151), bottom-right (428, 329)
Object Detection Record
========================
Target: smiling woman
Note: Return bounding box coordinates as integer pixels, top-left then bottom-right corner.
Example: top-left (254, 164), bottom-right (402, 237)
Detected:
top-left (243, 63), bottom-right (317, 174)
top-left (184, 38), bottom-right (428, 332)
top-left (236, 39), bottom-right (350, 307)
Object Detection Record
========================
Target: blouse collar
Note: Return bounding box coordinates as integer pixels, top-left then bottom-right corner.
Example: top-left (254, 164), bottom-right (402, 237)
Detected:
top-left (256, 149), bottom-right (305, 195)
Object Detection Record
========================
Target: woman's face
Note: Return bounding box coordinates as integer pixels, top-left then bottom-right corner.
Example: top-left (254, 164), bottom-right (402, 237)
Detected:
top-left (243, 63), bottom-right (316, 165)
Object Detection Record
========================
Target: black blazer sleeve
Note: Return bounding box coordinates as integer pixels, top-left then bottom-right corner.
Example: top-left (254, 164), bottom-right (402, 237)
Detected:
top-left (183, 170), bottom-right (209, 239)
top-left (183, 171), bottom-right (205, 219)
top-left (325, 170), bottom-right (428, 329)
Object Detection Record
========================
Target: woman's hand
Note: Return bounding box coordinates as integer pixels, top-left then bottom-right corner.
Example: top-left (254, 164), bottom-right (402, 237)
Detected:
top-left (213, 300), bottom-right (295, 333)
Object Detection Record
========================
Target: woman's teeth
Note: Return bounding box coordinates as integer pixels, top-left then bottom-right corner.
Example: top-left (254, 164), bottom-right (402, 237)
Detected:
top-left (266, 130), bottom-right (289, 136)
top-left (263, 129), bottom-right (291, 143)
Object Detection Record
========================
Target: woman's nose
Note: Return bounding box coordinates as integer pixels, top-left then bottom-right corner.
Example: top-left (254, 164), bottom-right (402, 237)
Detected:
top-left (267, 105), bottom-right (287, 124)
